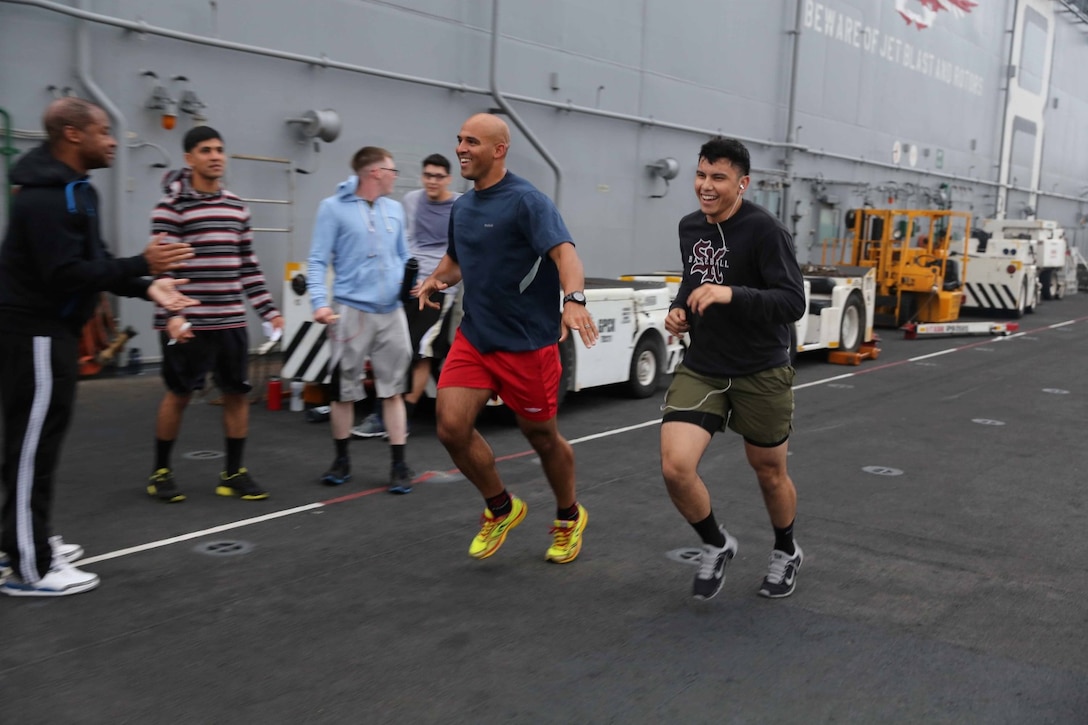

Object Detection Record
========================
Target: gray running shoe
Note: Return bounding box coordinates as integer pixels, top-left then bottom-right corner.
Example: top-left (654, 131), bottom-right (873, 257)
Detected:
top-left (758, 544), bottom-right (803, 599)
top-left (351, 413), bottom-right (388, 439)
top-left (692, 526), bottom-right (738, 600)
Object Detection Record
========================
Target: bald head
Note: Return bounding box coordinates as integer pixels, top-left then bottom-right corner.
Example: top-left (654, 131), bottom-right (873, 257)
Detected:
top-left (456, 113), bottom-right (511, 189)
top-left (41, 97), bottom-right (115, 173)
top-left (465, 113), bottom-right (510, 145)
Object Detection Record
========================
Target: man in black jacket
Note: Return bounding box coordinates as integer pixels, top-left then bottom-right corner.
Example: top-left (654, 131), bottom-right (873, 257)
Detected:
top-left (0, 97), bottom-right (196, 597)
top-left (661, 137), bottom-right (806, 602)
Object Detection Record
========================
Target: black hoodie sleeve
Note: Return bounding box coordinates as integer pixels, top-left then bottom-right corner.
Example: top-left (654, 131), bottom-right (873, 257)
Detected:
top-left (670, 216), bottom-right (695, 315)
top-left (728, 222), bottom-right (806, 324)
top-left (102, 244), bottom-right (154, 299)
top-left (21, 186), bottom-right (152, 296)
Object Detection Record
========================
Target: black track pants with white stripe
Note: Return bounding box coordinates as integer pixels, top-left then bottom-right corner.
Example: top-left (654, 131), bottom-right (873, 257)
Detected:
top-left (0, 331), bottom-right (78, 583)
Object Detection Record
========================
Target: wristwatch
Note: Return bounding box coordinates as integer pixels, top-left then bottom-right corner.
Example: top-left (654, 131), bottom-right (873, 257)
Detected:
top-left (562, 291), bottom-right (587, 306)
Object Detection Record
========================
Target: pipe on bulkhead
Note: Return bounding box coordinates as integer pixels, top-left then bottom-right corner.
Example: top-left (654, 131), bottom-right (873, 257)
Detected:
top-left (488, 0), bottom-right (563, 209)
top-left (76, 0), bottom-right (126, 254)
top-left (994, 0), bottom-right (1020, 220)
top-left (781, 0), bottom-right (805, 231)
top-left (0, 107), bottom-right (15, 220)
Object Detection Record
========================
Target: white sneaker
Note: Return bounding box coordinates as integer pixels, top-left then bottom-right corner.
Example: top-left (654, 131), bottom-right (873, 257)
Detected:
top-left (0, 535), bottom-right (84, 577)
top-left (49, 535), bottom-right (84, 564)
top-left (0, 558), bottom-right (100, 597)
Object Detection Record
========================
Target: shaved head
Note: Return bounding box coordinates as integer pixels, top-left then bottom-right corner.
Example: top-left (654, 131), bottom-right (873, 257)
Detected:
top-left (465, 113), bottom-right (511, 146)
top-left (456, 113), bottom-right (511, 189)
top-left (43, 97), bottom-right (103, 146)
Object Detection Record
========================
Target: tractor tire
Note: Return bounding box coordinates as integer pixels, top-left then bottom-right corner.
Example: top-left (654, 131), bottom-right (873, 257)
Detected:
top-left (627, 335), bottom-right (664, 398)
top-left (839, 293), bottom-right (865, 352)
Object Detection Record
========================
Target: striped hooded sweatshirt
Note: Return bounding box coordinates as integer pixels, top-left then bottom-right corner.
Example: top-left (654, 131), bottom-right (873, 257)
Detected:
top-left (151, 168), bottom-right (280, 330)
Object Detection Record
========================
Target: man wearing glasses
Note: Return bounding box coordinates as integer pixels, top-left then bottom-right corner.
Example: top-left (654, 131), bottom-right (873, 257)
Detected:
top-left (306, 147), bottom-right (415, 493)
top-left (352, 154), bottom-right (462, 460)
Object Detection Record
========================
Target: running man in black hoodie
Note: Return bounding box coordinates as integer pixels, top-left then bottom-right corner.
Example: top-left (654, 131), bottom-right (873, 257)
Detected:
top-left (660, 137), bottom-right (806, 602)
top-left (0, 98), bottom-right (197, 597)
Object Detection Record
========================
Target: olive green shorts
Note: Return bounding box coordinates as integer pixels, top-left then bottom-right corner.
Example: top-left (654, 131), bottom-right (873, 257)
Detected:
top-left (662, 363), bottom-right (795, 446)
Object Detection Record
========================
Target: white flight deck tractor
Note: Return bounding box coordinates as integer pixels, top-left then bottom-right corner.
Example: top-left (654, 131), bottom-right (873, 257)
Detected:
top-left (623, 266), bottom-right (878, 364)
top-left (278, 264), bottom-right (686, 407)
top-left (959, 231), bottom-right (1039, 318)
top-left (558, 277), bottom-right (687, 402)
top-left (795, 265), bottom-right (877, 359)
top-left (981, 218), bottom-right (1075, 302)
top-left (961, 218), bottom-right (1077, 317)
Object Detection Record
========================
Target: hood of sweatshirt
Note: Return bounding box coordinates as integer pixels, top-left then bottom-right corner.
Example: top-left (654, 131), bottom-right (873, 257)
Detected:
top-left (10, 143), bottom-right (84, 188)
top-left (159, 167), bottom-right (206, 200)
top-left (335, 175), bottom-right (361, 200)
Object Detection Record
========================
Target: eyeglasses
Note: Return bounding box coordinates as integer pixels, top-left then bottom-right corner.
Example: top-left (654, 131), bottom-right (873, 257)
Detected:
top-left (380, 167), bottom-right (399, 175)
top-left (422, 172), bottom-right (449, 181)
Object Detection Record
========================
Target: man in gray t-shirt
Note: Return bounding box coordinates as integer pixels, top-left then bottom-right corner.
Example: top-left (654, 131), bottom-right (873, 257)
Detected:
top-left (406, 186), bottom-right (459, 288)
top-left (352, 153), bottom-right (461, 450)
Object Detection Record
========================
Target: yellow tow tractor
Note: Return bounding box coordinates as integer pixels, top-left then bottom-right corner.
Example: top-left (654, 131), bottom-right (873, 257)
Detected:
top-left (825, 209), bottom-right (972, 327)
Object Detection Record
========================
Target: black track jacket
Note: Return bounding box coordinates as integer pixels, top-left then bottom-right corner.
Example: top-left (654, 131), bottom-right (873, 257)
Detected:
top-left (0, 144), bottom-right (152, 337)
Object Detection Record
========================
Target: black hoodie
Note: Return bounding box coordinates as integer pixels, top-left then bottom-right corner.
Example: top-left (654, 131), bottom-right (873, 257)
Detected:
top-left (671, 200), bottom-right (806, 376)
top-left (0, 143), bottom-right (152, 337)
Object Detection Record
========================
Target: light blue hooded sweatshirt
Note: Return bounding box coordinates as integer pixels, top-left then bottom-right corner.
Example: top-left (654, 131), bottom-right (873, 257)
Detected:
top-left (306, 175), bottom-right (408, 314)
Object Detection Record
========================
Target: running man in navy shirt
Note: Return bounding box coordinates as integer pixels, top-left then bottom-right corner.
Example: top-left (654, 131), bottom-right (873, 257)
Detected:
top-left (416, 113), bottom-right (598, 564)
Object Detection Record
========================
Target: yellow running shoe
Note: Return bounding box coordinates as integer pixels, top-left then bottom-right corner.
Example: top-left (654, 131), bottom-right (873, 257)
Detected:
top-left (545, 504), bottom-right (588, 564)
top-left (468, 496), bottom-right (527, 559)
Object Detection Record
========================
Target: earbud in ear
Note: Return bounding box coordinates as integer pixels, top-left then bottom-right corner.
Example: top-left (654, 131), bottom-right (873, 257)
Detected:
top-left (740, 185), bottom-right (745, 190)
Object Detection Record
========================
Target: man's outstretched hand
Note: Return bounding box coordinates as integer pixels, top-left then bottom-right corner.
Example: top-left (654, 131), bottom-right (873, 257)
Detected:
top-left (148, 277), bottom-right (199, 312)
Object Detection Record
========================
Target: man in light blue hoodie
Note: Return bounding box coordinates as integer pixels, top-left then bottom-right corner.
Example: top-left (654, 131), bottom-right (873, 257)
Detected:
top-left (306, 146), bottom-right (414, 493)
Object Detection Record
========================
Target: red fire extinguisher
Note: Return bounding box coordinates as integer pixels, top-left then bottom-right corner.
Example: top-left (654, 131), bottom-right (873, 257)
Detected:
top-left (267, 377), bottom-right (283, 411)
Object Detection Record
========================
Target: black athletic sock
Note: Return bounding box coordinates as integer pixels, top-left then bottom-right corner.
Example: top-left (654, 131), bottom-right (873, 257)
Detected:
top-left (773, 519), bottom-right (796, 555)
top-left (391, 444), bottom-right (406, 468)
top-left (155, 438), bottom-right (175, 471)
top-left (335, 437), bottom-right (350, 460)
top-left (486, 490), bottom-right (512, 517)
top-left (225, 437), bottom-right (246, 476)
top-left (556, 503), bottom-right (580, 521)
top-left (692, 512), bottom-right (727, 548)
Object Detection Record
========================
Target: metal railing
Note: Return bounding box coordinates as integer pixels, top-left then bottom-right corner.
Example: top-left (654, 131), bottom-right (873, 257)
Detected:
top-left (1056, 0), bottom-right (1088, 25)
top-left (229, 154), bottom-right (296, 258)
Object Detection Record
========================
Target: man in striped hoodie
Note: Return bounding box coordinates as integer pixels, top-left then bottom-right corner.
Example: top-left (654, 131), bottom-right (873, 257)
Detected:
top-left (147, 126), bottom-right (284, 503)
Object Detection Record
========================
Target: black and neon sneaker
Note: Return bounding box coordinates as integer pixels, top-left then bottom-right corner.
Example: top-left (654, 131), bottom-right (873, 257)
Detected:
top-left (215, 468), bottom-right (269, 500)
top-left (147, 468), bottom-right (186, 503)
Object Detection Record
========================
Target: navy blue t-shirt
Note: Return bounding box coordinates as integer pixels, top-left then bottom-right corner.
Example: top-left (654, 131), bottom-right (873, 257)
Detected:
top-left (448, 172), bottom-right (572, 352)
